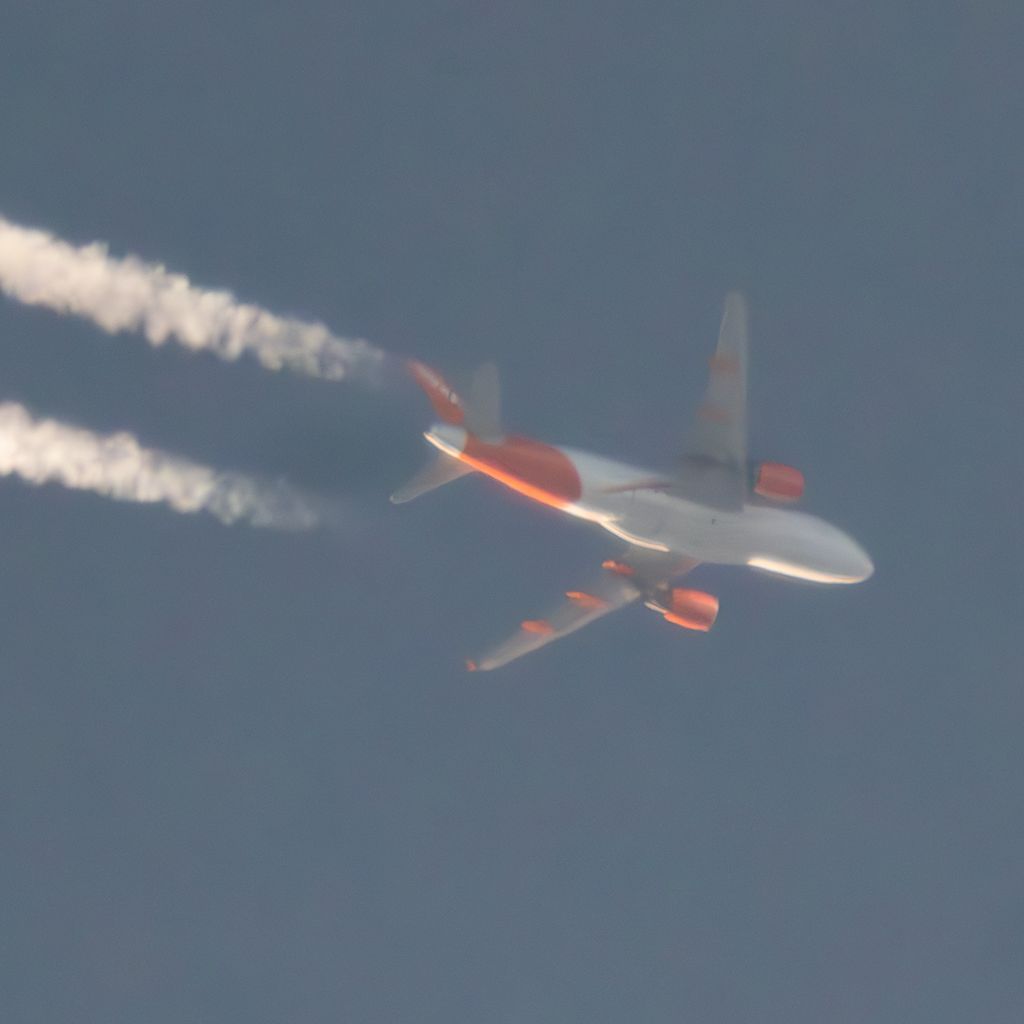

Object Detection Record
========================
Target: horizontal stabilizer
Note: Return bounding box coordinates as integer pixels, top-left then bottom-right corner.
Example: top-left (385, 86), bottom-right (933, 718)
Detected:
top-left (390, 454), bottom-right (473, 504)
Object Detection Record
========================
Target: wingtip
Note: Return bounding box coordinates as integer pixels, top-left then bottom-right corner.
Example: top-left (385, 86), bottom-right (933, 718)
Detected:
top-left (724, 289), bottom-right (748, 312)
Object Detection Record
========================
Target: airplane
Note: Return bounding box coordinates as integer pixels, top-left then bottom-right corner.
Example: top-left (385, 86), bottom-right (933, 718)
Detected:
top-left (392, 293), bottom-right (873, 671)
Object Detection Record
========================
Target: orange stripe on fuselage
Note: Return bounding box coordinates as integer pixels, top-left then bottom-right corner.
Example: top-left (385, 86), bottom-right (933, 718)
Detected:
top-left (458, 434), bottom-right (582, 510)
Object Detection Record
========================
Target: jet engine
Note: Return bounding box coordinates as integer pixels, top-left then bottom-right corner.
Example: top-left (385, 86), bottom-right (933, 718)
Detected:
top-left (751, 461), bottom-right (804, 502)
top-left (649, 587), bottom-right (719, 632)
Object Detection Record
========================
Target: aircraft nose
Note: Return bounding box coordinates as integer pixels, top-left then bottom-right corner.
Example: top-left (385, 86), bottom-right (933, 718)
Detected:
top-left (848, 539), bottom-right (874, 582)
top-left (857, 548), bottom-right (874, 581)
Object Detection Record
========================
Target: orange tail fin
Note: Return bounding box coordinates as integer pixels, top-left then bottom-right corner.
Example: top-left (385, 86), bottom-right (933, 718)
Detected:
top-left (406, 360), bottom-right (465, 426)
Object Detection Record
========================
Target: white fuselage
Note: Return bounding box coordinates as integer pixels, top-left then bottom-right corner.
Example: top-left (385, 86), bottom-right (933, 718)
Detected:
top-left (427, 425), bottom-right (873, 585)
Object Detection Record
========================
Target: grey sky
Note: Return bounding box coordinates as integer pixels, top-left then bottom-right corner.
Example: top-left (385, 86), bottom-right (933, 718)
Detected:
top-left (1, 3), bottom-right (1022, 1021)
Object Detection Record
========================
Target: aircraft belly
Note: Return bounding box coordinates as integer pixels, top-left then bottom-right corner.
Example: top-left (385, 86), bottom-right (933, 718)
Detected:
top-left (541, 448), bottom-right (870, 581)
top-left (577, 485), bottom-right (768, 566)
top-left (568, 450), bottom-right (728, 557)
top-left (593, 490), bottom-right (669, 546)
top-left (653, 499), bottom-right (752, 564)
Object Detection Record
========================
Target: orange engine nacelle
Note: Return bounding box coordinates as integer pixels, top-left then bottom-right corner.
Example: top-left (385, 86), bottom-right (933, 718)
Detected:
top-left (752, 461), bottom-right (804, 503)
top-left (662, 588), bottom-right (719, 632)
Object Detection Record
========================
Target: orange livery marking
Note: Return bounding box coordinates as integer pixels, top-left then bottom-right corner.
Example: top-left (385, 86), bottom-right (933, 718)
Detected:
top-left (459, 434), bottom-right (582, 510)
top-left (697, 403), bottom-right (731, 424)
top-left (407, 359), bottom-right (465, 425)
top-left (708, 354), bottom-right (740, 374)
top-left (601, 559), bottom-right (636, 577)
top-left (521, 619), bottom-right (555, 635)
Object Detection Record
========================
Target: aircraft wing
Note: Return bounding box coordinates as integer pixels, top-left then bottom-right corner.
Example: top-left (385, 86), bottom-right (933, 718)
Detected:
top-left (676, 291), bottom-right (749, 509)
top-left (468, 549), bottom-right (698, 672)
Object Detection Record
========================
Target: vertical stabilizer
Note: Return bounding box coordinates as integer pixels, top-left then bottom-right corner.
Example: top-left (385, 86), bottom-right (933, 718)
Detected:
top-left (406, 359), bottom-right (504, 442)
top-left (463, 362), bottom-right (503, 443)
top-left (406, 360), bottom-right (465, 425)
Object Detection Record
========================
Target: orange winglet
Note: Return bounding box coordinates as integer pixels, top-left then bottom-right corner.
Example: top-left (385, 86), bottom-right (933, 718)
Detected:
top-left (601, 559), bottom-right (636, 577)
top-left (521, 619), bottom-right (555, 635)
top-left (566, 591), bottom-right (609, 610)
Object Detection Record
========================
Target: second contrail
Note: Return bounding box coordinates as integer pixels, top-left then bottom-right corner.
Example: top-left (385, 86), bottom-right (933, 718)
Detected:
top-left (0, 401), bottom-right (322, 529)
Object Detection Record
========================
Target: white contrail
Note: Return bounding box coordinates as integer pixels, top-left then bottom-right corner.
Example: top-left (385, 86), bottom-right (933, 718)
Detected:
top-left (0, 402), bottom-right (320, 529)
top-left (0, 215), bottom-right (383, 381)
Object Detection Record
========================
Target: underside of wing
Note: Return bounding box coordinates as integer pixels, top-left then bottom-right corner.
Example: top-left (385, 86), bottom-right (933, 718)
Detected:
top-left (468, 549), bottom-right (698, 672)
top-left (468, 574), bottom-right (640, 672)
top-left (675, 292), bottom-right (749, 509)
